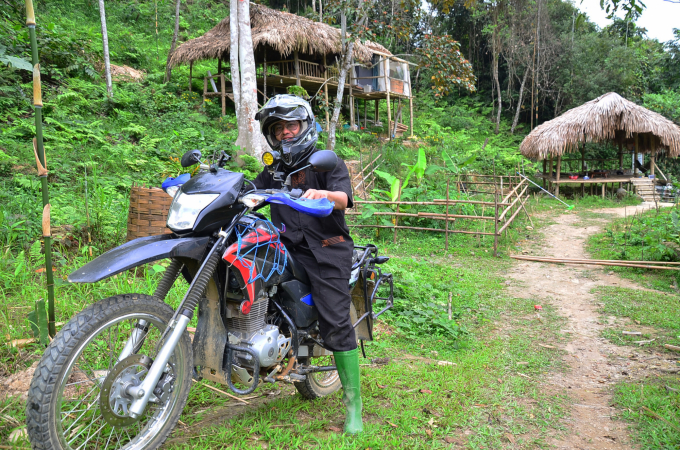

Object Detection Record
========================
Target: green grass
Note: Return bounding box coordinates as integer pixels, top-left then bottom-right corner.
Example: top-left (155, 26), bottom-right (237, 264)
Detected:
top-left (593, 285), bottom-right (680, 448)
top-left (612, 377), bottom-right (680, 449)
top-left (587, 206), bottom-right (680, 293)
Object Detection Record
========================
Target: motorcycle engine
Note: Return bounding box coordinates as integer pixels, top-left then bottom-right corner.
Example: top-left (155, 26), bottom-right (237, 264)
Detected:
top-left (225, 297), bottom-right (291, 369)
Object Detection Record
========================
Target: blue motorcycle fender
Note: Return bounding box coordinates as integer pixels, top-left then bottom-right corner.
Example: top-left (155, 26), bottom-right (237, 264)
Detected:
top-left (68, 234), bottom-right (211, 283)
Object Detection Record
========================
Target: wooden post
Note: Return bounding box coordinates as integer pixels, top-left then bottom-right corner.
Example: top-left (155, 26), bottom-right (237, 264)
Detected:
top-left (294, 50), bottom-right (301, 86)
top-left (323, 54), bottom-right (329, 132)
top-left (220, 73), bottom-right (226, 116)
top-left (189, 61), bottom-right (193, 92)
top-left (542, 159), bottom-right (547, 189)
top-left (263, 52), bottom-right (267, 102)
top-left (634, 133), bottom-right (639, 174)
top-left (493, 161), bottom-right (499, 257)
top-left (581, 145), bottom-right (586, 195)
top-left (409, 94), bottom-right (414, 138)
top-left (384, 58), bottom-right (391, 139)
top-left (375, 99), bottom-right (379, 125)
top-left (602, 183), bottom-right (605, 199)
top-left (393, 181), bottom-right (401, 244)
top-left (349, 64), bottom-right (355, 130)
top-left (618, 140), bottom-right (624, 188)
top-left (445, 179), bottom-right (450, 251)
top-left (650, 136), bottom-right (656, 177)
top-left (555, 155), bottom-right (562, 196)
top-left (203, 75), bottom-right (207, 104)
top-left (363, 99), bottom-right (367, 129)
top-left (218, 58), bottom-right (222, 75)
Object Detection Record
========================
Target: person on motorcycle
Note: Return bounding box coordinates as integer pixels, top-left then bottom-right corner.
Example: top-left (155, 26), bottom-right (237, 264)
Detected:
top-left (253, 94), bottom-right (362, 434)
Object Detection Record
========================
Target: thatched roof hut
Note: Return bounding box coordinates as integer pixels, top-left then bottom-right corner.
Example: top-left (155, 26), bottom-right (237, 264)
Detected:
top-left (520, 92), bottom-right (680, 160)
top-left (169, 3), bottom-right (390, 67)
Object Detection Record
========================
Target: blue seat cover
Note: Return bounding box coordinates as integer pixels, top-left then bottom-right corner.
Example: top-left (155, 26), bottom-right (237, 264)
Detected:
top-left (266, 193), bottom-right (334, 218)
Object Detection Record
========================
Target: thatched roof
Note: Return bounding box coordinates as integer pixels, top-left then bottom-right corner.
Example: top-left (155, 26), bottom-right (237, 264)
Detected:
top-left (520, 92), bottom-right (680, 160)
top-left (169, 4), bottom-right (390, 67)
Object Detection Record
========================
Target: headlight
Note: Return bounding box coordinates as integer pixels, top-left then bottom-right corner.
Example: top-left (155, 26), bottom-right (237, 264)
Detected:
top-left (240, 193), bottom-right (266, 208)
top-left (262, 151), bottom-right (280, 166)
top-left (166, 192), bottom-right (219, 231)
top-left (166, 185), bottom-right (180, 197)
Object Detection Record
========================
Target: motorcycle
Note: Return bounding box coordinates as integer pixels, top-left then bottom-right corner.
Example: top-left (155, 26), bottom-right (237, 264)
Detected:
top-left (26, 149), bottom-right (393, 450)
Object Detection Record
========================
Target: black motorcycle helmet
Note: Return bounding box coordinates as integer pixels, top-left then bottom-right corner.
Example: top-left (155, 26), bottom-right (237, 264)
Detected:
top-left (255, 94), bottom-right (319, 169)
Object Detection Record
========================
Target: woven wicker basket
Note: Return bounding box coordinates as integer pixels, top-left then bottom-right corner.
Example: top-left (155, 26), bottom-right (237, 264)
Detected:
top-left (126, 183), bottom-right (174, 241)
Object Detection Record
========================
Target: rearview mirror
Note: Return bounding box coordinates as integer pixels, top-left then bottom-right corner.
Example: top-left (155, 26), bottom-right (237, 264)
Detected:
top-left (308, 150), bottom-right (338, 173)
top-left (181, 149), bottom-right (202, 168)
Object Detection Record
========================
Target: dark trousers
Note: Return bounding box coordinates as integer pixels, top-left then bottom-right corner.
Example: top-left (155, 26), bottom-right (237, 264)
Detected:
top-left (287, 243), bottom-right (357, 352)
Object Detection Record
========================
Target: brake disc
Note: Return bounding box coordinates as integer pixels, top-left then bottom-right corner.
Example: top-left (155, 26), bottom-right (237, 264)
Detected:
top-left (100, 354), bottom-right (153, 428)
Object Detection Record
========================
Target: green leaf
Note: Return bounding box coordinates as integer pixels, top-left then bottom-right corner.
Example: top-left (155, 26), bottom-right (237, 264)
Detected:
top-left (0, 55), bottom-right (33, 71)
top-left (375, 170), bottom-right (397, 186)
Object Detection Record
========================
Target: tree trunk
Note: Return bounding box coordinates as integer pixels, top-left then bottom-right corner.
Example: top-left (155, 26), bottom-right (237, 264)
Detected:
top-left (164, 0), bottom-right (181, 82)
top-left (98, 0), bottom-right (113, 97)
top-left (229, 0), bottom-right (241, 115)
top-left (236, 0), bottom-right (265, 159)
top-left (312, 0), bottom-right (315, 14)
top-left (492, 48), bottom-right (501, 134)
top-left (511, 66), bottom-right (529, 134)
top-left (327, 11), bottom-right (354, 151)
top-left (319, 0), bottom-right (323, 22)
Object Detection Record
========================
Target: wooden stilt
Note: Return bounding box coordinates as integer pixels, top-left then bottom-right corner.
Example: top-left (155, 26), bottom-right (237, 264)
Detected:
top-left (542, 159), bottom-right (547, 189)
top-left (555, 155), bottom-right (562, 197)
top-left (634, 133), bottom-right (639, 174)
top-left (651, 136), bottom-right (656, 177)
top-left (384, 58), bottom-right (391, 139)
top-left (323, 55), bottom-right (329, 132)
top-left (349, 65), bottom-right (355, 130)
top-left (602, 183), bottom-right (605, 199)
top-left (189, 62), bottom-right (193, 92)
top-left (220, 73), bottom-right (226, 116)
top-left (409, 95), bottom-right (414, 138)
top-left (375, 99), bottom-right (379, 126)
top-left (263, 52), bottom-right (267, 102)
top-left (294, 50), bottom-right (301, 86)
top-left (618, 140), bottom-right (624, 188)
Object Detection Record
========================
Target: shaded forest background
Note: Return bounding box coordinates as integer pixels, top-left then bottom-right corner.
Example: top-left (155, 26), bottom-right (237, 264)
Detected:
top-left (0, 0), bottom-right (679, 249)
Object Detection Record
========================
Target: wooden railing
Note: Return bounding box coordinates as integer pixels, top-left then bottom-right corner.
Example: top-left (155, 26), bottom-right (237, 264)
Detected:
top-left (259, 60), bottom-right (340, 80)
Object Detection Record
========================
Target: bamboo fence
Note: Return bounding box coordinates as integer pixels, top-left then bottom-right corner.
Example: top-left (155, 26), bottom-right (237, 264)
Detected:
top-left (347, 169), bottom-right (530, 256)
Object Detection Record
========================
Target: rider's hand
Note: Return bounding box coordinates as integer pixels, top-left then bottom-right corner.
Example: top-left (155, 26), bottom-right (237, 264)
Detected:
top-left (302, 189), bottom-right (348, 210)
top-left (302, 189), bottom-right (329, 200)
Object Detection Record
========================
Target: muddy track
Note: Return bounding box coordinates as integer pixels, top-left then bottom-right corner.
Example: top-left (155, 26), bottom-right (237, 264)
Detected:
top-left (507, 204), bottom-right (671, 449)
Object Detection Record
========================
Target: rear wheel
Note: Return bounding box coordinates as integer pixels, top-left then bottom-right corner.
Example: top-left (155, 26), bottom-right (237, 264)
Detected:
top-left (294, 353), bottom-right (341, 399)
top-left (26, 294), bottom-right (193, 450)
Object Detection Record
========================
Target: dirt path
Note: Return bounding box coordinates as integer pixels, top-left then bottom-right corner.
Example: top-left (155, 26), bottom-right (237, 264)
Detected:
top-left (507, 203), bottom-right (666, 450)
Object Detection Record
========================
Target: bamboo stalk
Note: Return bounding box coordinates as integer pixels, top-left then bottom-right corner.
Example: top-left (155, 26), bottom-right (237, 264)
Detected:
top-left (498, 185), bottom-right (529, 221)
top-left (445, 180), bottom-right (449, 251)
top-left (26, 0), bottom-right (56, 338)
top-left (349, 224), bottom-right (496, 235)
top-left (357, 200), bottom-right (510, 206)
top-left (393, 181), bottom-right (401, 244)
top-left (497, 194), bottom-right (528, 234)
top-left (346, 211), bottom-right (493, 220)
top-left (509, 255), bottom-right (680, 271)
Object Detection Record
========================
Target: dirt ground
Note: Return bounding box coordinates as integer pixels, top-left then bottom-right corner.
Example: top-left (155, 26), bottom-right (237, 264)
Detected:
top-left (507, 203), bottom-right (678, 450)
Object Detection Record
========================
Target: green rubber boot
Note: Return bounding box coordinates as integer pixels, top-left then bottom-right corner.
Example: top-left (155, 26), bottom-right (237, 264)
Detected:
top-left (333, 348), bottom-right (363, 434)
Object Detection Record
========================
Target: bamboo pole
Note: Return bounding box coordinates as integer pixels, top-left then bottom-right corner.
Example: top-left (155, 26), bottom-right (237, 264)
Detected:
top-left (356, 200), bottom-right (510, 206)
top-left (384, 58), bottom-right (391, 139)
top-left (497, 194), bottom-right (529, 234)
top-left (498, 185), bottom-right (529, 221)
top-left (349, 224), bottom-right (496, 235)
top-left (26, 0), bottom-right (56, 338)
top-left (347, 211), bottom-right (493, 220)
top-left (294, 50), bottom-right (301, 86)
top-left (221, 73), bottom-right (226, 116)
top-left (509, 255), bottom-right (680, 271)
top-left (189, 62), bottom-right (193, 91)
top-left (493, 161), bottom-right (498, 257)
top-left (393, 181), bottom-right (401, 244)
top-left (650, 136), bottom-right (656, 177)
top-left (445, 180), bottom-right (450, 251)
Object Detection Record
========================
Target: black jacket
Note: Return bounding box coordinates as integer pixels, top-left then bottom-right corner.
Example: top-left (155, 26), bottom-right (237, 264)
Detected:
top-left (253, 155), bottom-right (355, 279)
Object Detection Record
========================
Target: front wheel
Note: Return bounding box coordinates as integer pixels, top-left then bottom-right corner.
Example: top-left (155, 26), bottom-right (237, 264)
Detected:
top-left (26, 294), bottom-right (193, 450)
